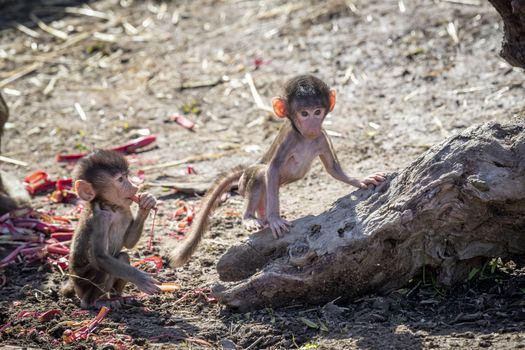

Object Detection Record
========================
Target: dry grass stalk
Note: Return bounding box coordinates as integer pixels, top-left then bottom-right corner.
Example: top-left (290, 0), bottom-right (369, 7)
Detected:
top-left (43, 77), bottom-right (58, 95)
top-left (0, 155), bottom-right (28, 167)
top-left (0, 62), bottom-right (44, 89)
top-left (74, 103), bottom-right (87, 121)
top-left (342, 66), bottom-right (359, 85)
top-left (64, 6), bottom-right (113, 20)
top-left (245, 73), bottom-right (272, 112)
top-left (442, 0), bottom-right (481, 5)
top-left (447, 22), bottom-right (460, 44)
top-left (29, 13), bottom-right (68, 40)
top-left (0, 18), bottom-right (123, 89)
top-left (398, 0), bottom-right (407, 13)
top-left (256, 2), bottom-right (306, 20)
top-left (13, 23), bottom-right (41, 38)
top-left (142, 151), bottom-right (236, 171)
top-left (301, 0), bottom-right (354, 24)
top-left (325, 129), bottom-right (344, 138)
top-left (181, 78), bottom-right (223, 90)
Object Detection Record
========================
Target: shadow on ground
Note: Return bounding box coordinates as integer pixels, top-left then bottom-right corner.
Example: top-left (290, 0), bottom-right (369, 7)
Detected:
top-left (0, 0), bottom-right (94, 30)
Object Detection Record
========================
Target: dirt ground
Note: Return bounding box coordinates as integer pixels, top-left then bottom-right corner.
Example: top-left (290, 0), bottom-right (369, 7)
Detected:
top-left (1, 0), bottom-right (525, 349)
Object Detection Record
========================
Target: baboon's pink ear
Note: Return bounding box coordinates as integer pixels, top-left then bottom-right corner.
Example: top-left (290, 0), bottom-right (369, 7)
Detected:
top-left (329, 89), bottom-right (336, 112)
top-left (272, 97), bottom-right (287, 119)
top-left (75, 180), bottom-right (95, 201)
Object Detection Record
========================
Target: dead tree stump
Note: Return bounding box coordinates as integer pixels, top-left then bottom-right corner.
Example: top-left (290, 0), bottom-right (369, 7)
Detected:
top-left (489, 0), bottom-right (525, 69)
top-left (215, 122), bottom-right (525, 311)
top-left (0, 93), bottom-right (28, 215)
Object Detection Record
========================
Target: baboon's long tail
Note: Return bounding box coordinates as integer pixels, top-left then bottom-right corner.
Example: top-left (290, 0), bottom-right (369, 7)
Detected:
top-left (168, 166), bottom-right (246, 267)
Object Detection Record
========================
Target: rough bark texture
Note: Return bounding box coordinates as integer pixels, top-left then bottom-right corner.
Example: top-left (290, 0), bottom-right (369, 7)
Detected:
top-left (0, 92), bottom-right (7, 152)
top-left (215, 122), bottom-right (525, 311)
top-left (489, 0), bottom-right (525, 68)
top-left (0, 93), bottom-right (28, 215)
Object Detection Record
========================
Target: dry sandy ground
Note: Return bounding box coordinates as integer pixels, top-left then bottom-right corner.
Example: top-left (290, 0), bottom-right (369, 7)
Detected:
top-left (0, 0), bottom-right (524, 349)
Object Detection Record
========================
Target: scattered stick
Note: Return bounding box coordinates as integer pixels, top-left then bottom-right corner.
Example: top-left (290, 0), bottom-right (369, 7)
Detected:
top-left (246, 336), bottom-right (264, 350)
top-left (442, 0), bottom-right (480, 5)
top-left (0, 18), bottom-right (122, 89)
top-left (245, 73), bottom-right (272, 112)
top-left (181, 78), bottom-right (224, 90)
top-left (484, 86), bottom-right (511, 103)
top-left (398, 0), bottom-right (407, 13)
top-left (12, 22), bottom-right (41, 38)
top-left (246, 116), bottom-right (265, 128)
top-left (0, 62), bottom-right (43, 89)
top-left (0, 155), bottom-right (28, 167)
top-left (451, 86), bottom-right (491, 94)
top-left (29, 13), bottom-right (68, 40)
top-left (144, 181), bottom-right (209, 195)
top-left (64, 6), bottom-right (113, 20)
top-left (43, 76), bottom-right (58, 95)
top-left (342, 65), bottom-right (359, 85)
top-left (74, 103), bottom-right (87, 121)
top-left (446, 22), bottom-right (460, 44)
top-left (325, 129), bottom-right (344, 138)
top-left (141, 151), bottom-right (235, 171)
top-left (256, 2), bottom-right (306, 19)
top-left (93, 32), bottom-right (117, 43)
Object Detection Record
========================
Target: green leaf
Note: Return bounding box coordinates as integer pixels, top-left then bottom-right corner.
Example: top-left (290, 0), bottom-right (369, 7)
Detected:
top-left (300, 317), bottom-right (319, 329)
top-left (467, 267), bottom-right (480, 281)
top-left (318, 319), bottom-right (329, 332)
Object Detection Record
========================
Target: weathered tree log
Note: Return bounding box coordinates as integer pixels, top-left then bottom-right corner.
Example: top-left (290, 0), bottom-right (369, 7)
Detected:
top-left (489, 0), bottom-right (525, 69)
top-left (0, 92), bottom-right (8, 151)
top-left (214, 122), bottom-right (525, 311)
top-left (0, 93), bottom-right (28, 215)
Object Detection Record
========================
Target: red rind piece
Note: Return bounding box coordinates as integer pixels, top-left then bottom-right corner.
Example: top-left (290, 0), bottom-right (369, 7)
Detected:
top-left (56, 135), bottom-right (157, 162)
top-left (24, 171), bottom-right (57, 195)
top-left (0, 243), bottom-right (29, 268)
top-left (111, 135), bottom-right (157, 153)
top-left (132, 256), bottom-right (163, 272)
top-left (63, 306), bottom-right (110, 344)
top-left (55, 153), bottom-right (87, 162)
top-left (50, 232), bottom-right (74, 241)
top-left (170, 115), bottom-right (195, 130)
top-left (38, 309), bottom-right (62, 322)
top-left (56, 179), bottom-right (73, 191)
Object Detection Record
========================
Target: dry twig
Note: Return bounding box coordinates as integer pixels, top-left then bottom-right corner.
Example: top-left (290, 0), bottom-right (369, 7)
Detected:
top-left (141, 151), bottom-right (236, 171)
top-left (0, 155), bottom-right (28, 167)
top-left (0, 18), bottom-right (122, 89)
top-left (245, 73), bottom-right (272, 112)
top-left (12, 23), bottom-right (40, 38)
top-left (29, 13), bottom-right (68, 40)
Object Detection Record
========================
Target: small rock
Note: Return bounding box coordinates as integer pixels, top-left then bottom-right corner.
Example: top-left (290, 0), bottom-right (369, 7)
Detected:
top-left (462, 331), bottom-right (475, 339)
top-left (321, 301), bottom-right (346, 319)
top-left (220, 339), bottom-right (237, 349)
top-left (371, 297), bottom-right (390, 312)
top-left (369, 313), bottom-right (387, 323)
top-left (390, 301), bottom-right (401, 312)
top-left (427, 341), bottom-right (439, 348)
top-left (479, 340), bottom-right (492, 348)
top-left (414, 330), bottom-right (429, 337)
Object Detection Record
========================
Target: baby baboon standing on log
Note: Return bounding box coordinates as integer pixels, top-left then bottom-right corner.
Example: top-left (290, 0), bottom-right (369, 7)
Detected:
top-left (61, 150), bottom-right (160, 308)
top-left (169, 75), bottom-right (385, 267)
